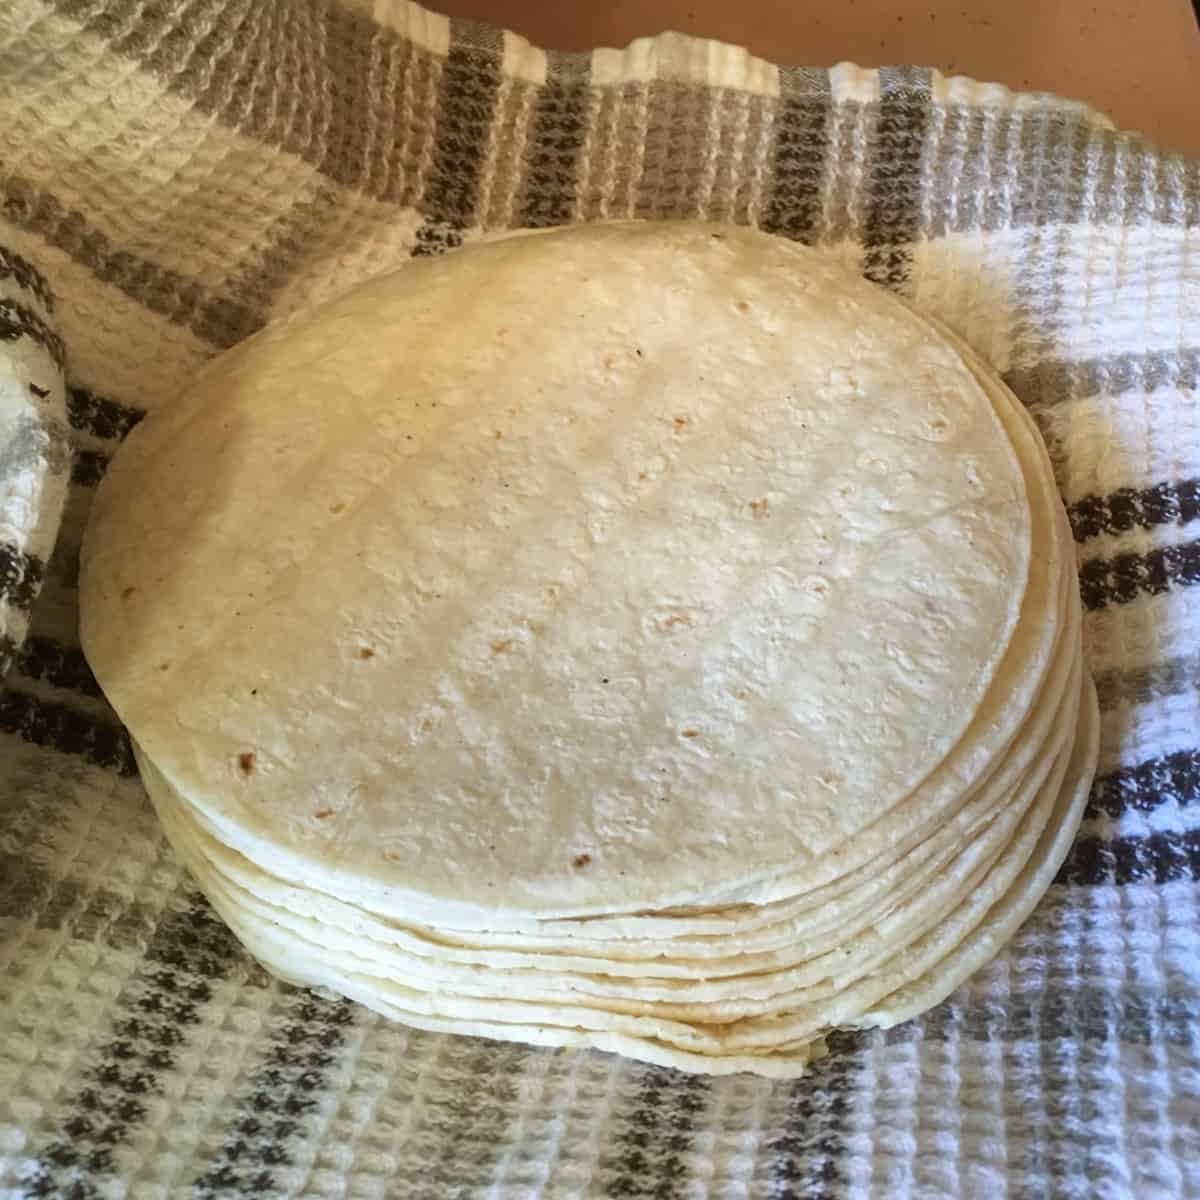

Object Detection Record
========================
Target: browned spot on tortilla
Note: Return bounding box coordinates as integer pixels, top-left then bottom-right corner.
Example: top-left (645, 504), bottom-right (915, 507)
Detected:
top-left (237, 752), bottom-right (256, 775)
top-left (157, 662), bottom-right (170, 672)
top-left (314, 808), bottom-right (334, 820)
top-left (494, 429), bottom-right (504, 439)
top-left (750, 498), bottom-right (770, 518)
top-left (330, 501), bottom-right (347, 514)
top-left (638, 471), bottom-right (649, 481)
top-left (572, 853), bottom-right (592, 869)
top-left (672, 416), bottom-right (690, 432)
top-left (681, 728), bottom-right (701, 739)
top-left (736, 299), bottom-right (750, 313)
top-left (419, 716), bottom-right (436, 734)
top-left (120, 586), bottom-right (137, 600)
top-left (659, 613), bottom-right (693, 632)
top-left (490, 638), bottom-right (514, 655)
top-left (358, 646), bottom-right (376, 660)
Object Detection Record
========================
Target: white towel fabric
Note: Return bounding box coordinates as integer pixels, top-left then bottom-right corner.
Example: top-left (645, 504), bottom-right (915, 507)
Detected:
top-left (0, 3), bottom-right (1198, 1196)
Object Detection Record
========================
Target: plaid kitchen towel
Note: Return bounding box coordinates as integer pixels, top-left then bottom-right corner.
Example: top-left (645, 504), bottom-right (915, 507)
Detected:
top-left (1, 1), bottom-right (1199, 1197)
top-left (0, 241), bottom-right (67, 684)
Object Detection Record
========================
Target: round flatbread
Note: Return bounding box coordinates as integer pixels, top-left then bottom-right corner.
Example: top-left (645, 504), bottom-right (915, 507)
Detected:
top-left (81, 221), bottom-right (1098, 1079)
top-left (82, 221), bottom-right (1032, 922)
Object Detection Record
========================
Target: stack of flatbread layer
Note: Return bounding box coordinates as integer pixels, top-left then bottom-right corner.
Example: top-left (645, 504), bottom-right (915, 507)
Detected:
top-left (79, 222), bottom-right (1098, 1078)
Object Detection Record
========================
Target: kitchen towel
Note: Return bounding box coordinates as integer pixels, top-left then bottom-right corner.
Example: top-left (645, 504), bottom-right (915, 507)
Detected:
top-left (1, 2), bottom-right (1198, 1196)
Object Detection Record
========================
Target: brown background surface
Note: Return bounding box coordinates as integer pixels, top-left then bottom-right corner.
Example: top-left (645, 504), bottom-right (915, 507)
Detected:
top-left (434, 0), bottom-right (1200, 158)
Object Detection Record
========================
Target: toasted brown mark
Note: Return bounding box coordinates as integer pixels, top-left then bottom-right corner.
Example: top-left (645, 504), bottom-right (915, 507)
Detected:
top-left (490, 638), bottom-right (514, 655)
top-left (659, 613), bottom-right (693, 632)
top-left (157, 662), bottom-right (170, 672)
top-left (120, 586), bottom-right (137, 600)
top-left (314, 808), bottom-right (335, 820)
top-left (330, 501), bottom-right (347, 514)
top-left (736, 300), bottom-right (751, 313)
top-left (572, 853), bottom-right (592, 869)
top-left (672, 416), bottom-right (690, 432)
top-left (358, 646), bottom-right (376, 660)
top-left (237, 752), bottom-right (256, 775)
top-left (750, 498), bottom-right (770, 518)
top-left (681, 728), bottom-right (701, 739)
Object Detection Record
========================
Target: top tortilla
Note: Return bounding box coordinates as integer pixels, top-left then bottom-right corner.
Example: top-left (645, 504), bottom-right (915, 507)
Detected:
top-left (80, 221), bottom-right (1031, 919)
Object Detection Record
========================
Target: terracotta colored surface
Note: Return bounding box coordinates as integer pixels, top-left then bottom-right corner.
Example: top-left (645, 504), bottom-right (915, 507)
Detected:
top-left (434, 0), bottom-right (1200, 157)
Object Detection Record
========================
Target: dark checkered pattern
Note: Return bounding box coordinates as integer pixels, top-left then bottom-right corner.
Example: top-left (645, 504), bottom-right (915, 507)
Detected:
top-left (1, 2), bottom-right (1198, 1196)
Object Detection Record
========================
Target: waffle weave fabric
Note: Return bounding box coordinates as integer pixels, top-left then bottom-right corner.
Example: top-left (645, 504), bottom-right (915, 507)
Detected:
top-left (1, 2), bottom-right (1198, 1196)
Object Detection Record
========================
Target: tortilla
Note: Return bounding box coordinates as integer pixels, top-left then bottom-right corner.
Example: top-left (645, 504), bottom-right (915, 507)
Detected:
top-left (82, 221), bottom-right (1032, 922)
top-left (79, 221), bottom-right (1099, 1077)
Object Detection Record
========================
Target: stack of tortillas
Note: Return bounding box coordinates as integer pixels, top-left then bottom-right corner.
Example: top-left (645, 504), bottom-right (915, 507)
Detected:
top-left (79, 222), bottom-right (1098, 1078)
